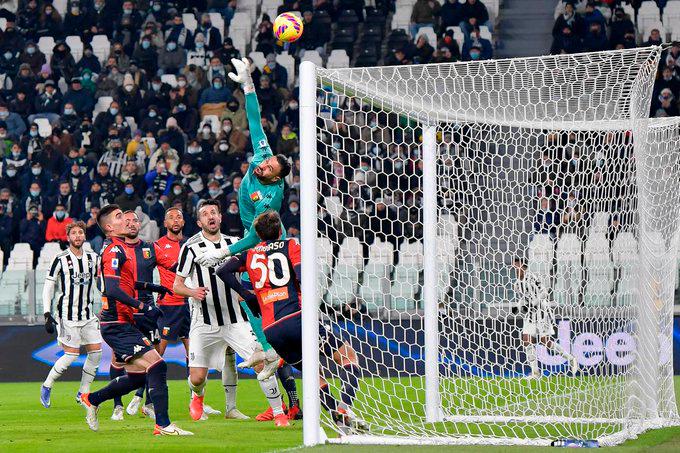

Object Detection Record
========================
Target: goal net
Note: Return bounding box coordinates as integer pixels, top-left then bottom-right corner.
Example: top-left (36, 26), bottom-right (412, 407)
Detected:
top-left (298, 47), bottom-right (680, 446)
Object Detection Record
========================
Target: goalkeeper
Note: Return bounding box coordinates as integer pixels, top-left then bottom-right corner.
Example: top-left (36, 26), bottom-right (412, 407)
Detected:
top-left (512, 259), bottom-right (579, 378)
top-left (195, 58), bottom-right (299, 418)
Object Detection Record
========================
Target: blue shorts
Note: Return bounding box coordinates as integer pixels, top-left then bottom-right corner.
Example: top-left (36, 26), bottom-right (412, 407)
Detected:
top-left (157, 304), bottom-right (190, 341)
top-left (101, 323), bottom-right (153, 363)
top-left (263, 312), bottom-right (342, 366)
top-left (133, 312), bottom-right (160, 345)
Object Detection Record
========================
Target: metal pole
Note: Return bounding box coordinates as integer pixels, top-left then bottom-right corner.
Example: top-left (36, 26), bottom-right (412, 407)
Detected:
top-left (299, 60), bottom-right (321, 446)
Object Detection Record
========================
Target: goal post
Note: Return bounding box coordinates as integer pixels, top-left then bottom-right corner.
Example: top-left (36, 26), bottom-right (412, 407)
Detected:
top-left (299, 48), bottom-right (680, 446)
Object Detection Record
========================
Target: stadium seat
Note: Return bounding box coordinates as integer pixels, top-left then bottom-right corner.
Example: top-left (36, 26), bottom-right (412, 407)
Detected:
top-left (641, 21), bottom-right (667, 42)
top-left (327, 49), bottom-right (350, 69)
top-left (327, 264), bottom-right (359, 306)
top-left (301, 50), bottom-right (323, 67)
top-left (38, 36), bottom-right (55, 63)
top-left (584, 235), bottom-right (614, 306)
top-left (386, 28), bottom-right (410, 52)
top-left (161, 74), bottom-right (178, 87)
top-left (199, 115), bottom-right (220, 134)
top-left (554, 233), bottom-right (581, 306)
top-left (589, 211), bottom-right (609, 237)
top-left (53, 0), bottom-right (68, 16)
top-left (325, 196), bottom-right (343, 221)
top-left (415, 27), bottom-right (437, 48)
top-left (528, 234), bottom-right (554, 286)
top-left (91, 34), bottom-right (110, 64)
top-left (275, 53), bottom-right (295, 88)
top-left (93, 96), bottom-right (113, 118)
top-left (389, 241), bottom-right (422, 310)
top-left (249, 51), bottom-right (267, 70)
top-left (208, 12), bottom-right (225, 37)
top-left (360, 262), bottom-right (390, 310)
top-left (34, 118), bottom-right (52, 137)
top-left (611, 232), bottom-right (637, 306)
top-left (183, 13), bottom-right (198, 33)
top-left (368, 240), bottom-right (394, 266)
top-left (229, 12), bottom-right (252, 42)
top-left (0, 18), bottom-right (6, 32)
top-left (391, 7), bottom-right (411, 32)
top-left (125, 116), bottom-right (137, 133)
top-left (338, 237), bottom-right (364, 270)
top-left (65, 35), bottom-right (83, 62)
top-left (354, 47), bottom-right (379, 67)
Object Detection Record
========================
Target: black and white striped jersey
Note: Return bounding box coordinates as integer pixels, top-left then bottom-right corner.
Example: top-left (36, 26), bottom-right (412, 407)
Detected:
top-left (176, 232), bottom-right (247, 326)
top-left (46, 249), bottom-right (99, 322)
top-left (513, 272), bottom-right (552, 322)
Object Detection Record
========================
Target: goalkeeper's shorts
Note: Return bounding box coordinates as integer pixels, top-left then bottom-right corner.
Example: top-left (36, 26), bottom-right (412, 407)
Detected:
top-left (263, 311), bottom-right (343, 367)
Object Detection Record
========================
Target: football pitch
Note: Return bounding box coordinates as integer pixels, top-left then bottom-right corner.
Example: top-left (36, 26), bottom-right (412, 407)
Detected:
top-left (0, 378), bottom-right (679, 452)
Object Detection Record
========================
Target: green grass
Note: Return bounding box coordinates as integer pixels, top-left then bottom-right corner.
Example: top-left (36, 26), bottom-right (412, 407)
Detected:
top-left (0, 378), bottom-right (679, 452)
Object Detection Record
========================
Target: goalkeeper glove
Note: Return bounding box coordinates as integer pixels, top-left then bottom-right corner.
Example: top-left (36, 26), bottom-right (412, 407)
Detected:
top-left (134, 281), bottom-right (174, 301)
top-left (44, 312), bottom-right (57, 335)
top-left (195, 247), bottom-right (231, 267)
top-left (227, 57), bottom-right (255, 94)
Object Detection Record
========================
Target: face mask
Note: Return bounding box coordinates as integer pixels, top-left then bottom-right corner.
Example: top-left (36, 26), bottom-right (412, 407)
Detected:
top-left (125, 187), bottom-right (134, 195)
top-left (6, 170), bottom-right (16, 177)
top-left (290, 206), bottom-right (299, 214)
top-left (228, 103), bottom-right (238, 111)
top-left (153, 4), bottom-right (161, 11)
top-left (124, 8), bottom-right (133, 14)
top-left (333, 142), bottom-right (341, 149)
top-left (202, 127), bottom-right (211, 135)
top-left (83, 71), bottom-right (91, 78)
top-left (196, 42), bottom-right (204, 49)
top-left (152, 83), bottom-right (161, 91)
top-left (32, 167), bottom-right (41, 175)
top-left (142, 41), bottom-right (151, 49)
top-left (167, 42), bottom-right (177, 51)
top-left (29, 210), bottom-right (38, 217)
top-left (30, 190), bottom-right (40, 197)
top-left (30, 130), bottom-right (38, 137)
top-left (55, 211), bottom-right (66, 220)
top-left (289, 102), bottom-right (298, 110)
top-left (124, 85), bottom-right (133, 92)
top-left (95, 4), bottom-right (102, 11)
top-left (145, 196), bottom-right (155, 204)
top-left (213, 82), bottom-right (223, 89)
top-left (45, 8), bottom-right (53, 15)
top-left (0, 110), bottom-right (8, 118)
top-left (27, 47), bottom-right (35, 55)
top-left (64, 108), bottom-right (74, 115)
top-left (173, 188), bottom-right (182, 195)
top-left (219, 143), bottom-right (228, 151)
top-left (188, 146), bottom-right (200, 154)
top-left (149, 110), bottom-right (157, 117)
top-left (4, 52), bottom-right (13, 59)
top-left (470, 52), bottom-right (481, 60)
top-left (72, 7), bottom-right (80, 14)
top-left (222, 125), bottom-right (231, 133)
top-left (178, 80), bottom-right (187, 87)
top-left (109, 108), bottom-right (118, 115)
top-left (209, 189), bottom-right (220, 197)
top-left (12, 151), bottom-right (20, 158)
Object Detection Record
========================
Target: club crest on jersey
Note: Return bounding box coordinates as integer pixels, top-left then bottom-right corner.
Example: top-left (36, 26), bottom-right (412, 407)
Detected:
top-left (111, 258), bottom-right (119, 269)
top-left (250, 191), bottom-right (262, 202)
top-left (163, 327), bottom-right (170, 336)
top-left (142, 247), bottom-right (151, 259)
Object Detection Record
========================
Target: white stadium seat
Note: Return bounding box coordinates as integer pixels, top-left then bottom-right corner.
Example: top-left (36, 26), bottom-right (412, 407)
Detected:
top-left (415, 27), bottom-right (437, 47)
top-left (91, 34), bottom-right (110, 64)
top-left (584, 235), bottom-right (614, 306)
top-left (301, 50), bottom-right (323, 67)
top-left (34, 118), bottom-right (52, 137)
top-left (161, 74), bottom-right (178, 87)
top-left (611, 232), bottom-right (637, 306)
top-left (327, 49), bottom-right (350, 69)
top-left (528, 234), bottom-right (554, 287)
top-left (554, 233), bottom-right (581, 306)
top-left (275, 53), bottom-right (295, 88)
top-left (249, 51), bottom-right (266, 70)
top-left (183, 13), bottom-right (198, 33)
top-left (66, 35), bottom-right (83, 62)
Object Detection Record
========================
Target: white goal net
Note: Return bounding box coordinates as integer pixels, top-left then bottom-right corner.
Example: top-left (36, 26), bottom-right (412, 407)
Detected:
top-left (298, 47), bottom-right (680, 446)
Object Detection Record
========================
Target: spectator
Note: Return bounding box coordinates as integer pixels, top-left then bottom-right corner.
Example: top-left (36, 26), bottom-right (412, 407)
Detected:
top-left (220, 97), bottom-right (247, 132)
top-left (77, 46), bottom-right (101, 75)
top-left (221, 199), bottom-right (243, 236)
top-left (582, 1), bottom-right (606, 32)
top-left (459, 0), bottom-right (491, 37)
top-left (157, 117), bottom-right (187, 157)
top-left (62, 1), bottom-right (95, 39)
top-left (199, 75), bottom-right (232, 114)
top-left (561, 190), bottom-right (584, 235)
top-left (609, 7), bottom-right (634, 48)
top-left (165, 13), bottom-right (194, 50)
top-left (92, 162), bottom-right (121, 200)
top-left (20, 181), bottom-right (48, 217)
top-left (197, 13), bottom-right (222, 51)
top-left (63, 162), bottom-right (91, 194)
top-left (30, 79), bottom-right (62, 125)
top-left (553, 2), bottom-right (583, 39)
top-left (282, 198), bottom-right (301, 238)
top-left (533, 197), bottom-right (559, 239)
top-left (114, 181), bottom-right (142, 211)
top-left (9, 89), bottom-right (32, 120)
top-left (45, 203), bottom-right (73, 243)
top-left (650, 88), bottom-right (679, 117)
top-left (98, 138), bottom-right (128, 178)
top-left (256, 75), bottom-right (281, 120)
top-left (214, 37), bottom-right (241, 64)
top-left (17, 1), bottom-right (41, 42)
top-left (551, 25), bottom-right (582, 55)
top-left (0, 103), bottom-right (27, 139)
top-left (19, 41), bottom-right (46, 74)
top-left (82, 205), bottom-right (104, 252)
top-left (63, 78), bottom-right (95, 117)
top-left (50, 41), bottom-right (77, 82)
top-left (414, 34), bottom-right (435, 64)
top-left (278, 98), bottom-right (300, 134)
top-left (176, 160), bottom-right (204, 199)
top-left (296, 9), bottom-right (327, 58)
top-left (0, 163), bottom-right (21, 196)
top-left (186, 33), bottom-right (211, 69)
top-left (206, 56), bottom-right (228, 83)
top-left (654, 66), bottom-right (680, 99)
top-left (441, 0), bottom-right (463, 29)
top-left (433, 46), bottom-right (456, 63)
top-left (462, 28), bottom-right (492, 60)
top-left (159, 40), bottom-right (187, 75)
top-left (94, 101), bottom-right (120, 141)
top-left (145, 159), bottom-right (175, 197)
top-left (132, 36), bottom-right (158, 75)
top-left (410, 0), bottom-right (441, 39)
top-left (263, 53), bottom-right (288, 91)
top-left (20, 203), bottom-right (45, 257)
top-left (276, 124), bottom-right (299, 157)
top-left (108, 42), bottom-right (131, 73)
top-left (141, 189), bottom-right (165, 226)
top-left (385, 48), bottom-right (411, 66)
top-left (50, 180), bottom-right (83, 220)
top-left (643, 28), bottom-right (663, 47)
top-left (3, 141), bottom-right (28, 174)
top-left (582, 22), bottom-right (608, 52)
top-left (36, 3), bottom-right (63, 39)
top-left (0, 202), bottom-right (12, 262)
top-left (167, 181), bottom-right (191, 213)
top-left (118, 75), bottom-right (143, 120)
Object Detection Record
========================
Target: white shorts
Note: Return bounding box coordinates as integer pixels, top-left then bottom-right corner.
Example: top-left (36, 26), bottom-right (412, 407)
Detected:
top-left (58, 317), bottom-right (102, 349)
top-left (188, 320), bottom-right (259, 369)
top-left (522, 319), bottom-right (554, 338)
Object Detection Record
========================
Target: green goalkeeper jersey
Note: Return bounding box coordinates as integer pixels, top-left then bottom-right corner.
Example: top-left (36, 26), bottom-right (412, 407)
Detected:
top-left (227, 91), bottom-right (286, 264)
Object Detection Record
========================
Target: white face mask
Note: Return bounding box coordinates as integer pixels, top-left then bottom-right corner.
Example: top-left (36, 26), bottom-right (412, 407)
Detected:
top-left (173, 188), bottom-right (182, 195)
top-left (222, 125), bottom-right (232, 133)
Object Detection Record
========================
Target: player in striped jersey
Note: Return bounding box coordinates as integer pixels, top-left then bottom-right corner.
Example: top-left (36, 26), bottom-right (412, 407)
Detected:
top-left (512, 259), bottom-right (579, 378)
top-left (173, 200), bottom-right (287, 426)
top-left (40, 221), bottom-right (102, 408)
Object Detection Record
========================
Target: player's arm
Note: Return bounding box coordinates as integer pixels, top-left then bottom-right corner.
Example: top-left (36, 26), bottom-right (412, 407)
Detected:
top-left (101, 245), bottom-right (155, 313)
top-left (42, 256), bottom-right (61, 333)
top-left (215, 254), bottom-right (260, 316)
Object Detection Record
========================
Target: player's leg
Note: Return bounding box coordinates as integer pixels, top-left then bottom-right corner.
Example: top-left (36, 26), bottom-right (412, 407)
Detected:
top-left (78, 318), bottom-right (103, 399)
top-left (332, 342), bottom-right (361, 410)
top-left (522, 330), bottom-right (540, 378)
top-left (277, 361), bottom-right (301, 419)
top-left (540, 335), bottom-right (579, 374)
top-left (222, 347), bottom-right (248, 419)
top-left (41, 344), bottom-right (80, 408)
top-left (108, 360), bottom-right (126, 419)
top-left (186, 322), bottom-right (224, 421)
top-left (238, 279), bottom-right (279, 371)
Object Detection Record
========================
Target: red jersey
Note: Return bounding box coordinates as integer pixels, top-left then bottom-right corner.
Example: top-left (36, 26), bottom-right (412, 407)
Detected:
top-left (99, 236), bottom-right (138, 323)
top-left (153, 235), bottom-right (187, 306)
top-left (237, 238), bottom-right (301, 329)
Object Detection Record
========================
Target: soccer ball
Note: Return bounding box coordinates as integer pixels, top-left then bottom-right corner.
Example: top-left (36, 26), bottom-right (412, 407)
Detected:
top-left (273, 13), bottom-right (304, 43)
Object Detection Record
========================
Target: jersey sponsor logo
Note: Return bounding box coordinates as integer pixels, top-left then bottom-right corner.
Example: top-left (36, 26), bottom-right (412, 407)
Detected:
top-left (261, 287), bottom-right (289, 305)
top-left (250, 191), bottom-right (262, 202)
top-left (164, 244), bottom-right (172, 249)
top-left (142, 247), bottom-right (151, 259)
top-left (111, 258), bottom-right (119, 269)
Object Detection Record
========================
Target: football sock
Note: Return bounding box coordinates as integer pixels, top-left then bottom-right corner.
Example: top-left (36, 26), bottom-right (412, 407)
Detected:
top-left (525, 343), bottom-right (538, 374)
top-left (109, 363), bottom-right (126, 407)
top-left (88, 370), bottom-right (146, 407)
top-left (79, 349), bottom-right (101, 394)
top-left (258, 375), bottom-right (284, 416)
top-left (223, 351), bottom-right (238, 412)
top-left (147, 360), bottom-right (170, 427)
top-left (277, 363), bottom-right (298, 407)
top-left (188, 376), bottom-right (206, 397)
top-left (320, 383), bottom-right (338, 413)
top-left (44, 352), bottom-right (79, 388)
top-left (339, 363), bottom-right (360, 407)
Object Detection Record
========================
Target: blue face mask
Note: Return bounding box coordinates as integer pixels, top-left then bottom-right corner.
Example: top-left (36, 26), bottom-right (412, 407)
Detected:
top-left (27, 47), bottom-right (36, 55)
top-left (196, 42), bottom-right (204, 49)
top-left (30, 190), bottom-right (40, 197)
top-left (213, 82), bottom-right (222, 89)
top-left (149, 110), bottom-right (157, 117)
top-left (109, 108), bottom-right (118, 115)
top-left (167, 42), bottom-right (177, 51)
top-left (142, 41), bottom-right (151, 49)
top-left (64, 108), bottom-right (73, 115)
top-left (208, 189), bottom-right (219, 197)
top-left (125, 187), bottom-right (134, 195)
top-left (470, 52), bottom-right (481, 60)
top-left (55, 211), bottom-right (66, 220)
top-left (30, 130), bottom-right (38, 137)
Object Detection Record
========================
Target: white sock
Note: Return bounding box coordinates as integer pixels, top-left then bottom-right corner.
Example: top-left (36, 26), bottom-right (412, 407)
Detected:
top-left (79, 349), bottom-right (102, 393)
top-left (44, 352), bottom-right (79, 388)
top-left (223, 351), bottom-right (237, 412)
top-left (258, 375), bottom-right (284, 416)
top-left (188, 376), bottom-right (206, 397)
top-left (548, 340), bottom-right (574, 361)
top-left (525, 343), bottom-right (538, 374)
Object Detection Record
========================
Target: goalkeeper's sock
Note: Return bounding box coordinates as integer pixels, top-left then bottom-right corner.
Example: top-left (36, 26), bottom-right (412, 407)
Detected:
top-left (319, 383), bottom-right (338, 413)
top-left (147, 360), bottom-right (170, 427)
top-left (548, 340), bottom-right (574, 361)
top-left (79, 349), bottom-right (101, 394)
top-left (223, 350), bottom-right (238, 412)
top-left (88, 370), bottom-right (146, 407)
top-left (240, 300), bottom-right (274, 352)
top-left (109, 363), bottom-right (126, 407)
top-left (188, 375), bottom-right (207, 397)
top-left (339, 364), bottom-right (361, 407)
top-left (44, 352), bottom-right (79, 388)
top-left (525, 343), bottom-right (539, 375)
top-left (258, 374), bottom-right (284, 416)
top-left (277, 362), bottom-right (299, 407)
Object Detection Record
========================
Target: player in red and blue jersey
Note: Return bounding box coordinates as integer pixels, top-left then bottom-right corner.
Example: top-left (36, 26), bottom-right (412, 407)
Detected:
top-left (216, 210), bottom-right (366, 432)
top-left (79, 204), bottom-right (192, 436)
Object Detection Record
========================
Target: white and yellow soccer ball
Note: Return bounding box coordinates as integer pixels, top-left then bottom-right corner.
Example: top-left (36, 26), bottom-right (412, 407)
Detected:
top-left (273, 12), bottom-right (304, 43)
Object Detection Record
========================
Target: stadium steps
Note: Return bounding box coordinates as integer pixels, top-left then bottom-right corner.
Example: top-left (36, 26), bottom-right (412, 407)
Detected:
top-left (494, 0), bottom-right (555, 58)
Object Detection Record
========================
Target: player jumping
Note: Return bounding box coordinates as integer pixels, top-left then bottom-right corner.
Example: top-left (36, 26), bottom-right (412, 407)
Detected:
top-left (217, 210), bottom-right (366, 433)
top-left (194, 57), bottom-right (300, 420)
top-left (173, 200), bottom-right (287, 425)
top-left (41, 221), bottom-right (101, 408)
top-left (80, 204), bottom-right (192, 435)
top-left (512, 259), bottom-right (579, 378)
